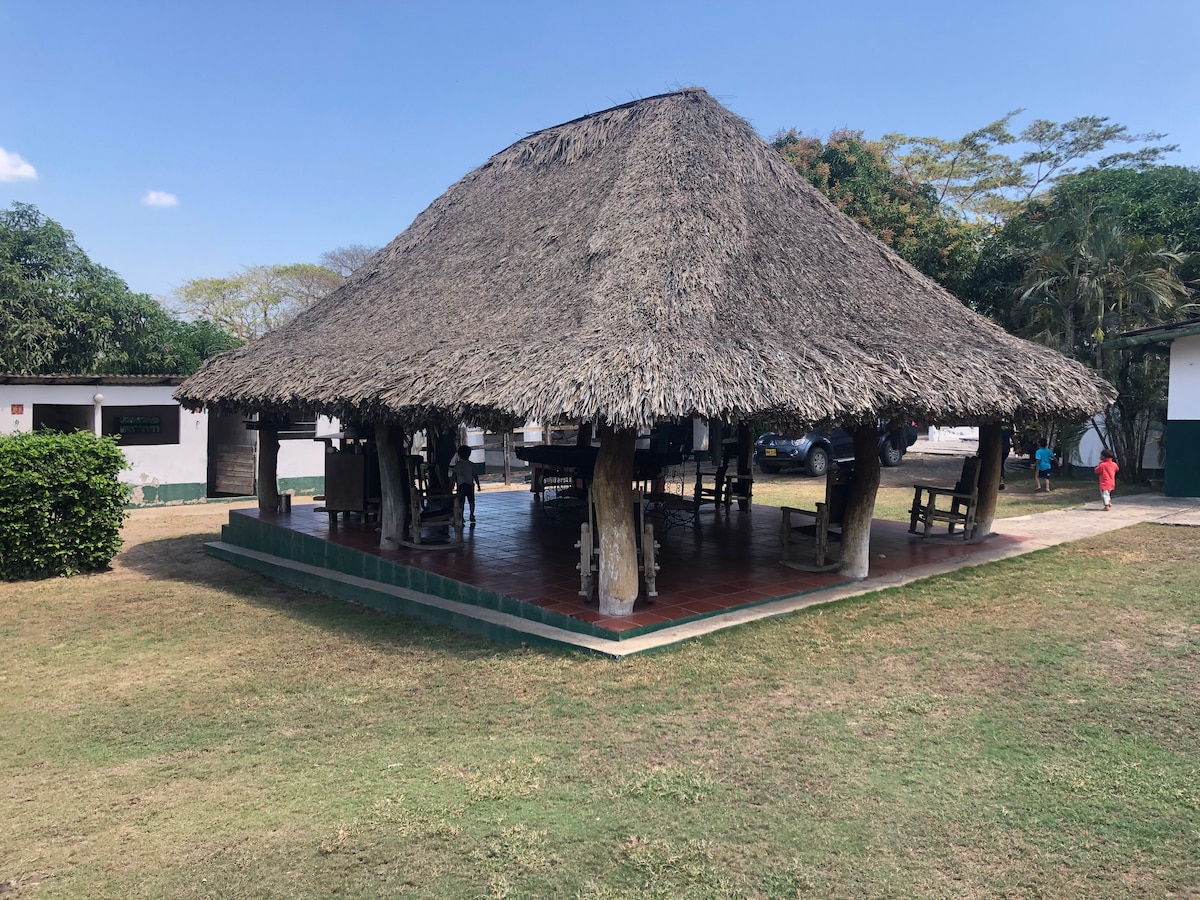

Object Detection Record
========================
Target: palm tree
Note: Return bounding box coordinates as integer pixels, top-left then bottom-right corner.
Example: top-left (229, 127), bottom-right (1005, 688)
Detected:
top-left (1019, 203), bottom-right (1190, 364)
top-left (1018, 199), bottom-right (1194, 479)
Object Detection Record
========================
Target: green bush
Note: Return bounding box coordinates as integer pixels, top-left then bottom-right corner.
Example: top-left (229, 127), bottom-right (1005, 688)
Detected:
top-left (0, 430), bottom-right (129, 580)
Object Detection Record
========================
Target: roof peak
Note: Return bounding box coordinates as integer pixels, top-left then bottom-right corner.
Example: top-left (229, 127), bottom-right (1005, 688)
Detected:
top-left (519, 87), bottom-right (710, 142)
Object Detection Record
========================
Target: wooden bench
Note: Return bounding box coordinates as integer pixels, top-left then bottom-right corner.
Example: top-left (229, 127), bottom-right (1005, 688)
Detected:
top-left (780, 466), bottom-right (852, 571)
top-left (908, 456), bottom-right (981, 541)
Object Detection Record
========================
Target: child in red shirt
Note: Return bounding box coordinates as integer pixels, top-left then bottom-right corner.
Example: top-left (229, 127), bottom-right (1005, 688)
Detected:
top-left (1095, 450), bottom-right (1119, 510)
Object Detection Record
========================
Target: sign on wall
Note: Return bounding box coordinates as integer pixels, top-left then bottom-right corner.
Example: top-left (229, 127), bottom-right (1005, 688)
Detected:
top-left (116, 415), bottom-right (162, 435)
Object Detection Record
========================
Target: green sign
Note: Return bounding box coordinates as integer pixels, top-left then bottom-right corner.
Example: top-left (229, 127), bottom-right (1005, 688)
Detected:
top-left (116, 416), bottom-right (161, 434)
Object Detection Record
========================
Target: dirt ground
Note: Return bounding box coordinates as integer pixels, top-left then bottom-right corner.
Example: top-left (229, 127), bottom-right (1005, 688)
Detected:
top-left (750, 451), bottom-right (973, 489)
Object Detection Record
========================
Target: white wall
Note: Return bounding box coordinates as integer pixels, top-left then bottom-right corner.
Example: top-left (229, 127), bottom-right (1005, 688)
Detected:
top-left (0, 383), bottom-right (208, 486)
top-left (278, 415), bottom-right (337, 477)
top-left (0, 383), bottom-right (331, 497)
top-left (926, 425), bottom-right (978, 442)
top-left (1168, 334), bottom-right (1200, 420)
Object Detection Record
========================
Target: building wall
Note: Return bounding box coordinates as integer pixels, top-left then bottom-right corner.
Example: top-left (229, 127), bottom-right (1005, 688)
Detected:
top-left (1166, 335), bottom-right (1200, 497)
top-left (1168, 335), bottom-right (1200, 419)
top-left (0, 384), bottom-right (209, 504)
top-left (0, 383), bottom-right (330, 505)
top-left (279, 417), bottom-right (336, 493)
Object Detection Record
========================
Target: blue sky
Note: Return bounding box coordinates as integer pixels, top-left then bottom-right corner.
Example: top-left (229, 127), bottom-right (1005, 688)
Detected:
top-left (2, 0), bottom-right (1197, 301)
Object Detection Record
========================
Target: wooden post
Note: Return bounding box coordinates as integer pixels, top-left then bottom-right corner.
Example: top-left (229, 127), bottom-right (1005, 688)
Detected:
top-left (375, 423), bottom-right (409, 549)
top-left (503, 430), bottom-right (512, 485)
top-left (593, 425), bottom-right (639, 616)
top-left (737, 422), bottom-right (753, 477)
top-left (838, 423), bottom-right (882, 579)
top-left (973, 423), bottom-right (1004, 540)
top-left (257, 425), bottom-right (280, 515)
top-left (577, 422), bottom-right (592, 447)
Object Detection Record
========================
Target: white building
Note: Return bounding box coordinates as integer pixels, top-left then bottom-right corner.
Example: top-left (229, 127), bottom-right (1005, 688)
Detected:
top-left (1107, 318), bottom-right (1200, 497)
top-left (0, 375), bottom-right (329, 506)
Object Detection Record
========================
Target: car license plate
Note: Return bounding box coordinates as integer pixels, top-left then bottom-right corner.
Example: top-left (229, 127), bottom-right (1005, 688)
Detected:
top-left (764, 448), bottom-right (777, 457)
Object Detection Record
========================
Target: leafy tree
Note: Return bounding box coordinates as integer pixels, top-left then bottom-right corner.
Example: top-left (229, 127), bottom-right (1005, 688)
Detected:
top-left (773, 129), bottom-right (981, 296)
top-left (0, 202), bottom-right (239, 375)
top-left (1017, 200), bottom-right (1193, 479)
top-left (174, 263), bottom-right (342, 341)
top-left (971, 166), bottom-right (1200, 325)
top-left (166, 318), bottom-right (243, 374)
top-left (1020, 204), bottom-right (1190, 362)
top-left (886, 113), bottom-right (1176, 221)
top-left (1047, 166), bottom-right (1200, 285)
top-left (320, 243), bottom-right (380, 278)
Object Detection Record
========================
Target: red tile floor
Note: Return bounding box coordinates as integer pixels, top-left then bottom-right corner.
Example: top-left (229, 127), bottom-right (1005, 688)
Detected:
top-left (247, 490), bottom-right (1022, 635)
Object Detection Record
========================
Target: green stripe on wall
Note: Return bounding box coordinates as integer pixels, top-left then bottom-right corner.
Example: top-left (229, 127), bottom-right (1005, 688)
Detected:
top-left (122, 476), bottom-right (325, 508)
top-left (125, 482), bottom-right (208, 505)
top-left (279, 476), bottom-right (324, 494)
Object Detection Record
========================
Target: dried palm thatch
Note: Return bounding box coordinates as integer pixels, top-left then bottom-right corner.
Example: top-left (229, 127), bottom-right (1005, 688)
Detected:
top-left (176, 88), bottom-right (1114, 430)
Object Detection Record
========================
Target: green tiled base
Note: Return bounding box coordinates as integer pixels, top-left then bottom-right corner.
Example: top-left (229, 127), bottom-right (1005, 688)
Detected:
top-left (205, 542), bottom-right (610, 655)
top-left (213, 512), bottom-right (826, 643)
top-left (216, 513), bottom-right (608, 639)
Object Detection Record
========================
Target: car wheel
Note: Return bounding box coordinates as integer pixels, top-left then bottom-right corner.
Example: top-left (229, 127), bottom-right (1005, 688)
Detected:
top-left (879, 439), bottom-right (904, 467)
top-left (804, 447), bottom-right (829, 477)
top-left (758, 461), bottom-right (780, 474)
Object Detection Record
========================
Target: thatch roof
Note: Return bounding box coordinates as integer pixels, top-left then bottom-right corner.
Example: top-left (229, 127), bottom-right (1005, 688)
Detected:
top-left (177, 88), bottom-right (1114, 430)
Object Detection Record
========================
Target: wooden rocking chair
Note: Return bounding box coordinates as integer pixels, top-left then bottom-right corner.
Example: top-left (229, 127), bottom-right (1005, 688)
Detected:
top-left (397, 452), bottom-right (464, 549)
top-left (779, 465), bottom-right (852, 571)
top-left (908, 455), bottom-right (982, 541)
top-left (693, 458), bottom-right (731, 515)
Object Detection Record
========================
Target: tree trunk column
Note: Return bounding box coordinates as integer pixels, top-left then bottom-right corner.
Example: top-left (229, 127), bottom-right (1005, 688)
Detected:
top-left (838, 424), bottom-right (882, 579)
top-left (593, 425), bottom-right (639, 616)
top-left (973, 423), bottom-right (1004, 539)
top-left (257, 426), bottom-right (280, 515)
top-left (376, 423), bottom-right (409, 549)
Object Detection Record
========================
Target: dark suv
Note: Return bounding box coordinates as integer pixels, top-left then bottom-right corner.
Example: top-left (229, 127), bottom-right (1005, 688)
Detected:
top-left (755, 425), bottom-right (918, 476)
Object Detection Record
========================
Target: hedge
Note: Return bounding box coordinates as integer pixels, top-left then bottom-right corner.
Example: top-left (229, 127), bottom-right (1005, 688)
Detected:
top-left (0, 430), bottom-right (129, 580)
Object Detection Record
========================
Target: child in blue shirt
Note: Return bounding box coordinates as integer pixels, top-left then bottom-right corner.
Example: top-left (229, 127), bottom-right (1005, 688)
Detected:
top-left (1034, 438), bottom-right (1055, 493)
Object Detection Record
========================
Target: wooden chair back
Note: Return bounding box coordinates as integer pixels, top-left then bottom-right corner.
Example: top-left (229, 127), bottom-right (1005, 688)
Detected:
top-left (908, 455), bottom-right (981, 541)
top-left (954, 456), bottom-right (982, 496)
top-left (825, 465), bottom-right (853, 524)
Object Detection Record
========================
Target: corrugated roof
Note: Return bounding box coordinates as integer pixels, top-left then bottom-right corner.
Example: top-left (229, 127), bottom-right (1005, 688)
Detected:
top-left (0, 374), bottom-right (186, 386)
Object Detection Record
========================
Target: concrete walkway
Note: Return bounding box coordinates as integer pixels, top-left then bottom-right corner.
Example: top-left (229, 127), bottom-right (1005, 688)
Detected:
top-left (600, 492), bottom-right (1200, 657)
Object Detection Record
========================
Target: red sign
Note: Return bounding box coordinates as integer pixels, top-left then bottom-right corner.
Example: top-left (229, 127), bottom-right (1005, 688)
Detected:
top-left (10, 404), bottom-right (23, 415)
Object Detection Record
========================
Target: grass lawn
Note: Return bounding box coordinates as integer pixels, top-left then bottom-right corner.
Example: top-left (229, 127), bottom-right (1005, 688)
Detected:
top-left (2, 489), bottom-right (1196, 898)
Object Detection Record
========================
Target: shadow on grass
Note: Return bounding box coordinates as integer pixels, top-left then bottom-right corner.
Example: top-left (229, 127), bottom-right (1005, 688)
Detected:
top-left (117, 529), bottom-right (533, 658)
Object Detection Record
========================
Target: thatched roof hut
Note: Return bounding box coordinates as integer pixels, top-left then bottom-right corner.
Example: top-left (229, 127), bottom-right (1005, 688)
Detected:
top-left (177, 88), bottom-right (1112, 431)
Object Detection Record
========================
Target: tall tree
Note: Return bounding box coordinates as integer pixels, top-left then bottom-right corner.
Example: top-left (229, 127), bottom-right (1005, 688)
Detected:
top-left (0, 202), bottom-right (228, 375)
top-left (174, 263), bottom-right (342, 341)
top-left (1018, 200), bottom-right (1193, 479)
top-left (1048, 166), bottom-right (1200, 287)
top-left (886, 113), bottom-right (1176, 221)
top-left (972, 166), bottom-right (1200, 328)
top-left (773, 129), bottom-right (981, 296)
top-left (320, 243), bottom-right (380, 278)
top-left (1019, 203), bottom-right (1191, 364)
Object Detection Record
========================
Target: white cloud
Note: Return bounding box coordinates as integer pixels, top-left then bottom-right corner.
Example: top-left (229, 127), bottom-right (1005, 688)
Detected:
top-left (0, 147), bottom-right (37, 182)
top-left (141, 189), bottom-right (179, 208)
